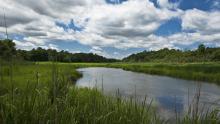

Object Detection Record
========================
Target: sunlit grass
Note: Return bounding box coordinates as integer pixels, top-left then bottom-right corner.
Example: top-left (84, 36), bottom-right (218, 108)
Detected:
top-left (0, 61), bottom-right (219, 124)
top-left (0, 62), bottom-right (162, 124)
top-left (40, 62), bottom-right (220, 84)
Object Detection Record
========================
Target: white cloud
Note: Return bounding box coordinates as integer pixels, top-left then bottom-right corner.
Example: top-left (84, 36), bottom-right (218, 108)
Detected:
top-left (182, 9), bottom-right (220, 35)
top-left (13, 40), bottom-right (37, 50)
top-left (14, 39), bottom-right (60, 51)
top-left (88, 46), bottom-right (112, 58)
top-left (0, 0), bottom-right (181, 49)
top-left (74, 0), bottom-right (182, 48)
top-left (157, 0), bottom-right (180, 9)
top-left (0, 0), bottom-right (220, 58)
top-left (48, 44), bottom-right (59, 50)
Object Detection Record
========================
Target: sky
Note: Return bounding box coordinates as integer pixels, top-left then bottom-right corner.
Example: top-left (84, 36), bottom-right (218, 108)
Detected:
top-left (0, 0), bottom-right (220, 59)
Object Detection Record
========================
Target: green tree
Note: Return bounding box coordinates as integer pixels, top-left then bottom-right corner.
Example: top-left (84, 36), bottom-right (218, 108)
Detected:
top-left (198, 44), bottom-right (206, 54)
top-left (30, 47), bottom-right (48, 61)
top-left (212, 49), bottom-right (220, 61)
top-left (0, 39), bottom-right (16, 60)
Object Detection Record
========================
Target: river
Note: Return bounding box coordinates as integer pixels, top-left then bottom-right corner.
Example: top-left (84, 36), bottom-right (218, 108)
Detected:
top-left (76, 67), bottom-right (220, 118)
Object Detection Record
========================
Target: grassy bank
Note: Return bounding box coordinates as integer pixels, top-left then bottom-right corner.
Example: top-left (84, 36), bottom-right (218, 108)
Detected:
top-left (0, 62), bottom-right (219, 124)
top-left (109, 62), bottom-right (220, 85)
top-left (40, 62), bottom-right (220, 85)
top-left (0, 62), bottom-right (162, 124)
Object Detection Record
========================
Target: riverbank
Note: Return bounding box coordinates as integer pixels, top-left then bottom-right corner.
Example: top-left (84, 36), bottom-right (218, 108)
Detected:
top-left (0, 62), bottom-right (162, 123)
top-left (109, 62), bottom-right (220, 85)
top-left (0, 62), bottom-right (219, 123)
top-left (40, 62), bottom-right (220, 85)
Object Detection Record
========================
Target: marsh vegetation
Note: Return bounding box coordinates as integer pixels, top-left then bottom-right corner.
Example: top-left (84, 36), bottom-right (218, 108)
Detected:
top-left (0, 62), bottom-right (219, 124)
top-left (0, 39), bottom-right (220, 123)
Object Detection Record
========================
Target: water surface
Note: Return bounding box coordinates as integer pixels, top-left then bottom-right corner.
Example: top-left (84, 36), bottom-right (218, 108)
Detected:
top-left (76, 67), bottom-right (220, 117)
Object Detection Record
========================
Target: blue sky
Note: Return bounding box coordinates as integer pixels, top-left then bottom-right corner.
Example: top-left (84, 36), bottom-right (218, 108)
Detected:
top-left (0, 0), bottom-right (220, 59)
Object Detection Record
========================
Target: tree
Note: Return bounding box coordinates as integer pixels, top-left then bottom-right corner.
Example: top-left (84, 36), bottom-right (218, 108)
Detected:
top-left (30, 47), bottom-right (48, 61)
top-left (1, 40), bottom-right (118, 62)
top-left (0, 39), bottom-right (16, 60)
top-left (212, 50), bottom-right (220, 61)
top-left (198, 44), bottom-right (206, 54)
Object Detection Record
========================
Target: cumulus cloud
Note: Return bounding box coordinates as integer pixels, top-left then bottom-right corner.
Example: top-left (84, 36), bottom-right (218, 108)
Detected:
top-left (74, 0), bottom-right (182, 48)
top-left (89, 46), bottom-right (113, 58)
top-left (48, 43), bottom-right (59, 50)
top-left (14, 39), bottom-right (60, 51)
top-left (13, 40), bottom-right (36, 50)
top-left (157, 0), bottom-right (180, 9)
top-left (182, 9), bottom-right (220, 35)
top-left (0, 0), bottom-right (181, 47)
top-left (0, 0), bottom-right (219, 58)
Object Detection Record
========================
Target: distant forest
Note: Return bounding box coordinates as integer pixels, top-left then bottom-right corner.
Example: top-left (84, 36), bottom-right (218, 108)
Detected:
top-left (0, 39), bottom-right (117, 62)
top-left (123, 44), bottom-right (220, 62)
top-left (1, 39), bottom-right (220, 63)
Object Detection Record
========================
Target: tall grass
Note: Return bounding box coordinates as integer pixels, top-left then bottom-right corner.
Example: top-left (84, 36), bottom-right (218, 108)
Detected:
top-left (0, 61), bottom-right (219, 124)
top-left (42, 62), bottom-right (220, 85)
top-left (177, 83), bottom-right (220, 124)
top-left (0, 62), bottom-right (162, 124)
top-left (105, 63), bottom-right (220, 85)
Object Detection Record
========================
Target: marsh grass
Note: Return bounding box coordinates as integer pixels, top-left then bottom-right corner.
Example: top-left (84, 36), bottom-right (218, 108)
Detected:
top-left (0, 61), bottom-right (219, 124)
top-left (39, 62), bottom-right (220, 84)
top-left (180, 83), bottom-right (220, 124)
top-left (65, 62), bottom-right (220, 84)
top-left (109, 63), bottom-right (220, 85)
top-left (0, 61), bottom-right (163, 124)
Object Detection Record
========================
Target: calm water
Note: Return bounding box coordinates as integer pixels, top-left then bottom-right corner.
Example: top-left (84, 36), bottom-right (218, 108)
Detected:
top-left (76, 67), bottom-right (220, 117)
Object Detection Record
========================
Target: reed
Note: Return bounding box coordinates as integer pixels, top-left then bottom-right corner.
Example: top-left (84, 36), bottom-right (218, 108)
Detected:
top-left (46, 62), bottom-right (220, 85)
top-left (0, 62), bottom-right (219, 124)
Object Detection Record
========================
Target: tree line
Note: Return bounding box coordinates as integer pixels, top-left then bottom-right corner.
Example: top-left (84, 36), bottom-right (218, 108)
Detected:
top-left (123, 44), bottom-right (220, 62)
top-left (1, 39), bottom-right (220, 63)
top-left (0, 39), bottom-right (118, 62)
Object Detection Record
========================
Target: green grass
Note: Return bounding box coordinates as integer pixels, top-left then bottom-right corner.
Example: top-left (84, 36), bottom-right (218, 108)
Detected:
top-left (0, 61), bottom-right (219, 124)
top-left (0, 62), bottom-right (163, 124)
top-left (41, 62), bottom-right (220, 85)
top-left (108, 62), bottom-right (220, 85)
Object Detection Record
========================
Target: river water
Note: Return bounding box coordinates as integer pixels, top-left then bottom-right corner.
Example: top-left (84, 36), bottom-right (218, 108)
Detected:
top-left (76, 67), bottom-right (220, 118)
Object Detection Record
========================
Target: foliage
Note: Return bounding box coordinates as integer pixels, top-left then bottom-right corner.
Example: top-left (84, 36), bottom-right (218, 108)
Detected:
top-left (0, 39), bottom-right (16, 60)
top-left (109, 62), bottom-right (220, 84)
top-left (40, 62), bottom-right (220, 84)
top-left (1, 39), bottom-right (220, 63)
top-left (123, 44), bottom-right (220, 62)
top-left (0, 62), bottom-right (162, 124)
top-left (0, 39), bottom-right (118, 63)
top-left (0, 62), bottom-right (219, 124)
